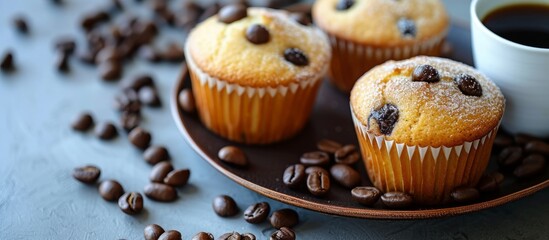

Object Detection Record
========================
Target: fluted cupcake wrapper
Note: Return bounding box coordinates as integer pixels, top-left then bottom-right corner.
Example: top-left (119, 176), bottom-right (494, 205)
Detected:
top-left (328, 32), bottom-right (447, 92)
top-left (351, 110), bottom-right (499, 205)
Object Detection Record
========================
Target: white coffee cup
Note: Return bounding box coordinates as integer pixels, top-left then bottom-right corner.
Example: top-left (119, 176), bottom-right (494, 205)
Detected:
top-left (470, 0), bottom-right (549, 137)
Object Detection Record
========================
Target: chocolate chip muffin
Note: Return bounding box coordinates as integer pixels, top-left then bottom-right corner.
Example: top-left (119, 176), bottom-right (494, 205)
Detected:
top-left (350, 56), bottom-right (505, 205)
top-left (313, 0), bottom-right (449, 92)
top-left (185, 5), bottom-right (331, 144)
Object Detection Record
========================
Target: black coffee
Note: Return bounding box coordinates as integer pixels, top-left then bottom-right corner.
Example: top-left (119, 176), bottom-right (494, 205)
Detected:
top-left (482, 4), bottom-right (549, 48)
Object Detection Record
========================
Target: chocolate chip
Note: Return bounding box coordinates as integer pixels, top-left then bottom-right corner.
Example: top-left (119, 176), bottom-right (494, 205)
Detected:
top-left (283, 164), bottom-right (306, 189)
top-left (192, 232), bottom-right (214, 240)
top-left (497, 146), bottom-right (523, 170)
top-left (55, 52), bottom-right (70, 73)
top-left (369, 103), bottom-right (399, 135)
top-left (300, 151), bottom-right (330, 166)
top-left (178, 88), bottom-right (196, 113)
top-left (306, 170), bottom-right (330, 197)
top-left (218, 146), bottom-right (248, 167)
top-left (450, 187), bottom-right (480, 203)
top-left (525, 141), bottom-right (549, 156)
top-left (73, 165), bottom-right (101, 184)
top-left (13, 16), bottom-right (29, 34)
top-left (144, 182), bottom-right (177, 202)
top-left (158, 230), bottom-right (182, 240)
top-left (71, 112), bottom-right (94, 131)
top-left (412, 65), bottom-right (440, 83)
top-left (283, 48), bottom-right (308, 66)
top-left (244, 202), bottom-right (271, 224)
top-left (335, 144), bottom-right (360, 165)
top-left (380, 192), bottom-right (413, 209)
top-left (397, 18), bottom-right (416, 37)
top-left (246, 24), bottom-right (270, 44)
top-left (351, 186), bottom-right (381, 206)
top-left (212, 195), bottom-right (239, 217)
top-left (138, 86), bottom-right (161, 107)
top-left (120, 111), bottom-right (140, 132)
top-left (144, 224), bottom-right (165, 240)
top-left (270, 227), bottom-right (295, 240)
top-left (150, 161), bottom-right (173, 183)
top-left (218, 4), bottom-right (247, 24)
top-left (99, 61), bottom-right (123, 81)
top-left (336, 0), bottom-right (354, 10)
top-left (330, 164), bottom-right (361, 188)
top-left (290, 13), bottom-right (311, 26)
top-left (269, 208), bottom-right (298, 229)
top-left (118, 192), bottom-right (144, 215)
top-left (164, 169), bottom-right (190, 187)
top-left (1, 51), bottom-right (15, 72)
top-left (144, 146), bottom-right (170, 165)
top-left (454, 73), bottom-right (482, 97)
top-left (128, 127), bottom-right (151, 149)
top-left (316, 139), bottom-right (342, 154)
top-left (98, 180), bottom-right (125, 201)
top-left (513, 154), bottom-right (546, 179)
top-left (94, 122), bottom-right (118, 140)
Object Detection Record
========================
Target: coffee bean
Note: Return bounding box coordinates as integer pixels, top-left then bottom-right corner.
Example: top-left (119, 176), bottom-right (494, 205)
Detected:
top-left (120, 111), bottom-right (140, 132)
top-left (139, 45), bottom-right (161, 62)
top-left (397, 18), bottom-right (416, 37)
top-left (114, 90), bottom-right (141, 113)
top-left (219, 232), bottom-right (241, 240)
top-left (316, 139), bottom-right (342, 154)
top-left (369, 103), bottom-right (399, 135)
top-left (158, 230), bottom-right (182, 240)
top-left (212, 195), bottom-right (239, 217)
top-left (497, 146), bottom-right (523, 169)
top-left (144, 146), bottom-right (170, 165)
top-left (139, 86), bottom-right (161, 107)
top-left (330, 164), bottom-right (361, 189)
top-left (242, 233), bottom-right (256, 240)
top-left (144, 224), bottom-right (165, 240)
top-left (54, 37), bottom-right (77, 55)
top-left (477, 172), bottom-right (504, 193)
top-left (97, 47), bottom-right (123, 63)
top-left (175, 2), bottom-right (202, 29)
top-left (73, 165), bottom-right (101, 184)
top-left (55, 52), bottom-right (70, 73)
top-left (128, 127), bottom-right (151, 149)
top-left (118, 192), bottom-right (144, 215)
top-left (99, 61), bottom-right (122, 81)
top-left (305, 166), bottom-right (328, 175)
top-left (270, 227), bottom-right (295, 240)
top-left (336, 0), bottom-right (354, 10)
top-left (525, 141), bottom-right (549, 156)
top-left (218, 146), bottom-right (248, 167)
top-left (13, 16), bottom-right (29, 34)
top-left (150, 161), bottom-right (174, 183)
top-left (515, 133), bottom-right (543, 145)
top-left (300, 151), bottom-right (329, 166)
top-left (335, 144), bottom-right (360, 165)
top-left (144, 183), bottom-right (177, 202)
top-left (283, 164), bottom-right (306, 188)
top-left (283, 48), bottom-right (308, 66)
top-left (243, 202), bottom-right (270, 224)
top-left (80, 11), bottom-right (111, 31)
top-left (306, 171), bottom-right (330, 197)
top-left (246, 24), bottom-right (270, 45)
top-left (270, 208), bottom-right (298, 229)
top-left (77, 49), bottom-right (97, 65)
top-left (412, 65), bottom-right (440, 83)
top-left (160, 42), bottom-right (185, 62)
top-left (351, 186), bottom-right (381, 206)
top-left (454, 73), bottom-right (482, 97)
top-left (494, 134), bottom-right (513, 148)
top-left (178, 88), bottom-right (196, 113)
top-left (98, 180), bottom-right (125, 202)
top-left (513, 154), bottom-right (546, 179)
top-left (1, 51), bottom-right (15, 72)
top-left (290, 13), bottom-right (311, 26)
top-left (218, 4), bottom-right (247, 24)
top-left (164, 169), bottom-right (190, 187)
top-left (71, 112), bottom-right (94, 131)
top-left (381, 192), bottom-right (413, 209)
top-left (192, 232), bottom-right (214, 240)
top-left (126, 74), bottom-right (154, 91)
top-left (450, 187), bottom-right (480, 203)
top-left (94, 122), bottom-right (118, 140)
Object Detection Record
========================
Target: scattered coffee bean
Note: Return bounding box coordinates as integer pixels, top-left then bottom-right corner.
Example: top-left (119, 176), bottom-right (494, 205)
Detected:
top-left (126, 74), bottom-right (154, 90)
top-left (513, 154), bottom-right (546, 179)
top-left (212, 195), bottom-right (239, 217)
top-left (283, 164), bottom-right (306, 188)
top-left (270, 227), bottom-right (295, 240)
top-left (1, 51), bottom-right (15, 72)
top-left (454, 73), bottom-right (482, 97)
top-left (150, 161), bottom-right (174, 183)
top-left (120, 111), bottom-right (140, 132)
top-left (144, 146), bottom-right (170, 165)
top-left (269, 208), bottom-right (298, 229)
top-left (335, 144), bottom-right (360, 165)
top-left (128, 127), bottom-right (151, 149)
top-left (178, 88), bottom-right (196, 113)
top-left (94, 122), bottom-right (118, 140)
top-left (283, 48), bottom-right (308, 66)
top-left (138, 86), bottom-right (161, 106)
top-left (380, 192), bottom-right (413, 209)
top-left (316, 139), bottom-right (342, 154)
top-left (450, 187), bottom-right (480, 203)
top-left (218, 4), bottom-right (247, 24)
top-left (525, 141), bottom-right (549, 156)
top-left (477, 172), bottom-right (504, 193)
top-left (300, 151), bottom-right (330, 166)
top-left (336, 0), bottom-right (354, 10)
top-left (158, 230), bottom-right (182, 240)
top-left (118, 192), bottom-right (144, 215)
top-left (160, 42), bottom-right (185, 62)
top-left (306, 170), bottom-right (330, 197)
top-left (164, 169), bottom-right (190, 187)
top-left (218, 146), bottom-right (248, 167)
top-left (114, 90), bottom-right (141, 113)
top-left (144, 182), bottom-right (177, 202)
top-left (412, 65), bottom-right (440, 83)
top-left (55, 52), bottom-right (70, 73)
top-left (305, 166), bottom-right (329, 176)
top-left (71, 112), bottom-right (94, 131)
top-left (242, 233), bottom-right (256, 240)
top-left (54, 37), bottom-right (77, 55)
top-left (351, 186), bottom-right (381, 206)
top-left (244, 202), bottom-right (270, 224)
top-left (369, 103), bottom-right (399, 135)
top-left (330, 164), bottom-right (361, 189)
top-left (397, 18), bottom-right (416, 37)
top-left (497, 146), bottom-right (523, 169)
top-left (13, 16), bottom-right (29, 34)
top-left (139, 45), bottom-right (161, 62)
top-left (99, 61), bottom-right (123, 81)
top-left (98, 180), bottom-right (125, 201)
top-left (72, 165), bottom-right (101, 184)
top-left (219, 232), bottom-right (241, 240)
top-left (97, 47), bottom-right (123, 63)
top-left (494, 134), bottom-right (513, 148)
top-left (515, 133), bottom-right (542, 145)
top-left (290, 13), bottom-right (311, 26)
top-left (192, 232), bottom-right (214, 240)
top-left (144, 224), bottom-right (165, 240)
top-left (246, 24), bottom-right (270, 44)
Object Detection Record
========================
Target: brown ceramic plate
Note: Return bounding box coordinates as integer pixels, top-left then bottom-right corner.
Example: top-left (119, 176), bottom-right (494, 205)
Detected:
top-left (171, 24), bottom-right (549, 219)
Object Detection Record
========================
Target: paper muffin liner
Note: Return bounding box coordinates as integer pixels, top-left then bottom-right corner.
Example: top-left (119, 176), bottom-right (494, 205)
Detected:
top-left (185, 45), bottom-right (326, 145)
top-left (327, 32), bottom-right (447, 92)
top-left (351, 110), bottom-right (499, 205)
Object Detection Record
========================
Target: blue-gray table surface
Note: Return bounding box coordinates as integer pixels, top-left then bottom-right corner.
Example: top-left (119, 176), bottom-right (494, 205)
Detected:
top-left (1, 0), bottom-right (547, 239)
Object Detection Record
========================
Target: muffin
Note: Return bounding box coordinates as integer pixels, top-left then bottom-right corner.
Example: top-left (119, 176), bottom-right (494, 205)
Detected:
top-left (350, 56), bottom-right (505, 205)
top-left (185, 5), bottom-right (331, 144)
top-left (313, 0), bottom-right (449, 92)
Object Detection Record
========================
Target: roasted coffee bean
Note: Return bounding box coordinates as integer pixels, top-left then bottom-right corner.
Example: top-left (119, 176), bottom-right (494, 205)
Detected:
top-left (494, 134), bottom-right (513, 148)
top-left (412, 65), bottom-right (440, 83)
top-left (218, 146), bottom-right (248, 167)
top-left (80, 11), bottom-right (110, 31)
top-left (160, 42), bottom-right (185, 62)
top-left (454, 73), bottom-right (482, 97)
top-left (219, 232), bottom-right (241, 240)
top-left (306, 170), bottom-right (330, 197)
top-left (397, 18), bottom-right (416, 37)
top-left (525, 141), bottom-right (549, 155)
top-left (515, 133), bottom-right (542, 145)
top-left (283, 164), bottom-right (306, 188)
top-left (97, 47), bottom-right (123, 63)
top-left (77, 49), bottom-right (97, 65)
top-left (175, 2), bottom-right (202, 29)
top-left (192, 232), bottom-right (214, 240)
top-left (178, 88), bottom-right (196, 113)
top-left (242, 233), bottom-right (256, 240)
top-left (513, 154), bottom-right (546, 179)
top-left (305, 166), bottom-right (329, 176)
top-left (335, 144), bottom-right (360, 165)
top-left (72, 165), bottom-right (101, 184)
top-left (54, 37), bottom-right (76, 55)
top-left (381, 192), bottom-right (413, 209)
top-left (477, 172), bottom-right (504, 193)
top-left (336, 0), bottom-right (354, 10)
top-left (144, 224), bottom-right (165, 240)
top-left (269, 208), bottom-right (298, 229)
top-left (158, 230), bottom-right (182, 240)
top-left (270, 227), bottom-right (295, 240)
top-left (300, 151), bottom-right (329, 166)
top-left (126, 74), bottom-right (154, 90)
top-left (71, 112), bottom-right (94, 131)
top-left (94, 122), bottom-right (118, 140)
top-left (1, 51), bottom-right (15, 71)
top-left (114, 90), bottom-right (141, 113)
top-left (450, 187), bottom-right (480, 203)
top-left (13, 16), bottom-right (29, 34)
top-left (139, 45), bottom-right (161, 62)
top-left (128, 127), bottom-right (151, 149)
top-left (213, 195), bottom-right (239, 217)
top-left (99, 61), bottom-right (122, 81)
top-left (369, 103), bottom-right (399, 135)
top-left (120, 111), bottom-right (140, 132)
top-left (497, 146), bottom-right (523, 169)
top-left (118, 192), bottom-right (144, 215)
top-left (351, 186), bottom-right (381, 206)
top-left (55, 52), bottom-right (70, 72)
top-left (150, 161), bottom-right (174, 183)
top-left (243, 202), bottom-right (270, 224)
top-left (246, 24), bottom-right (270, 44)
top-left (144, 183), bottom-right (177, 202)
top-left (330, 164), bottom-right (361, 189)
top-left (283, 48), bottom-right (308, 66)
top-left (144, 146), bottom-right (170, 165)
top-left (164, 169), bottom-right (190, 187)
top-left (316, 139), bottom-right (342, 154)
top-left (218, 4), bottom-right (247, 24)
top-left (290, 13), bottom-right (311, 26)
top-left (98, 180), bottom-right (125, 202)
top-left (138, 86), bottom-right (161, 106)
